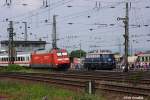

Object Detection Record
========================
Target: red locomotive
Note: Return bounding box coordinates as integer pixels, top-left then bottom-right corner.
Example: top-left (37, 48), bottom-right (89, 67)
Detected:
top-left (31, 49), bottom-right (70, 69)
top-left (0, 49), bottom-right (70, 70)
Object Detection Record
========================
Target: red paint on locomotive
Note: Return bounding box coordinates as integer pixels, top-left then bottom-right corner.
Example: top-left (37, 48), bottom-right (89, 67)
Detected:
top-left (30, 49), bottom-right (70, 69)
top-left (0, 49), bottom-right (70, 70)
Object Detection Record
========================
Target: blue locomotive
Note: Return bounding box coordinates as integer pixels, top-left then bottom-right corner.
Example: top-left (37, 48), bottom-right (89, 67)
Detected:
top-left (83, 50), bottom-right (116, 70)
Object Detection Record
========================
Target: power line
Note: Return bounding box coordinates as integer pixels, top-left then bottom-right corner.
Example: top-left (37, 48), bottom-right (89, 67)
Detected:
top-left (58, 2), bottom-right (123, 22)
top-left (0, 0), bottom-right (73, 22)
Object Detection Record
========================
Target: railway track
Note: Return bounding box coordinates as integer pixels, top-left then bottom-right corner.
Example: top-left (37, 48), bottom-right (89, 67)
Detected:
top-left (1, 71), bottom-right (150, 87)
top-left (0, 72), bottom-right (150, 97)
top-left (99, 81), bottom-right (150, 96)
top-left (0, 73), bottom-right (86, 91)
top-left (4, 71), bottom-right (150, 85)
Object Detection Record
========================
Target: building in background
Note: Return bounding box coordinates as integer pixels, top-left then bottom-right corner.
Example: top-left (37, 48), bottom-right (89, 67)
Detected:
top-left (0, 40), bottom-right (46, 52)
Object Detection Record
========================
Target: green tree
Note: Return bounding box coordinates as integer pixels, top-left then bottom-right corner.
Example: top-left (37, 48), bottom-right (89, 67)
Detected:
top-left (70, 50), bottom-right (86, 62)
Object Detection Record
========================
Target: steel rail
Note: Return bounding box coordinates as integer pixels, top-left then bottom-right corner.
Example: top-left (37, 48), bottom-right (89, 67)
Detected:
top-left (1, 72), bottom-right (150, 85)
top-left (0, 72), bottom-right (150, 97)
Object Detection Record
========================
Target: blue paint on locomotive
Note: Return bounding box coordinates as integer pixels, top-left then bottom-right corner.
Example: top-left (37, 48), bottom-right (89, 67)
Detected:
top-left (84, 53), bottom-right (116, 70)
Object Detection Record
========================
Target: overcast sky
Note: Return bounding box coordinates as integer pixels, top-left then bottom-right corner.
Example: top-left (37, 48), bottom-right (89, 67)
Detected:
top-left (0, 0), bottom-right (150, 54)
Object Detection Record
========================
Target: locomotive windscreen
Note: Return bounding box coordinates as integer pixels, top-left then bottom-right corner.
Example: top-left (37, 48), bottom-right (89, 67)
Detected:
top-left (101, 54), bottom-right (114, 62)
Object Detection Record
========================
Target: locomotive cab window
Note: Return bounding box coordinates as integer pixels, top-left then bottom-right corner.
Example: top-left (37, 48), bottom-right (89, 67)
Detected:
top-left (57, 53), bottom-right (62, 56)
top-left (62, 52), bottom-right (67, 56)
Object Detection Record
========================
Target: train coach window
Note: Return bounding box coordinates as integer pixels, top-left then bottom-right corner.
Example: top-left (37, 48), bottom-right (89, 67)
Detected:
top-left (0, 58), bottom-right (2, 61)
top-left (139, 57), bottom-right (142, 62)
top-left (148, 57), bottom-right (150, 61)
top-left (2, 58), bottom-right (4, 61)
top-left (20, 57), bottom-right (22, 61)
top-left (21, 57), bottom-right (25, 61)
top-left (17, 57), bottom-right (21, 61)
top-left (0, 58), bottom-right (3, 61)
top-left (5, 58), bottom-right (7, 61)
top-left (4, 58), bottom-right (6, 61)
top-left (26, 57), bottom-right (30, 61)
top-left (142, 57), bottom-right (144, 62)
top-left (4, 58), bottom-right (7, 61)
top-left (145, 57), bottom-right (148, 62)
top-left (4, 58), bottom-right (8, 61)
top-left (16, 57), bottom-right (20, 61)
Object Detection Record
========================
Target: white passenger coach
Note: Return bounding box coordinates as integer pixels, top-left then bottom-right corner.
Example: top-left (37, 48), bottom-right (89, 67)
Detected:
top-left (0, 52), bottom-right (31, 67)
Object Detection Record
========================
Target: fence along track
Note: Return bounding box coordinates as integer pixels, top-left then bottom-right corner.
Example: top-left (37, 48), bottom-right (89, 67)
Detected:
top-left (0, 72), bottom-right (150, 97)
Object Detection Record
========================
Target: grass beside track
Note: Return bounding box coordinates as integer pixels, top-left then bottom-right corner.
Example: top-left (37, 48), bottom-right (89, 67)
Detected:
top-left (0, 65), bottom-right (54, 73)
top-left (0, 79), bottom-right (105, 100)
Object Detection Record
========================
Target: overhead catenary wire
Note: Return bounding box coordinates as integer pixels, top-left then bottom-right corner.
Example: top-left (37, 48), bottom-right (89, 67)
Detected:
top-left (0, 0), bottom-right (74, 22)
top-left (0, 0), bottom-right (149, 52)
